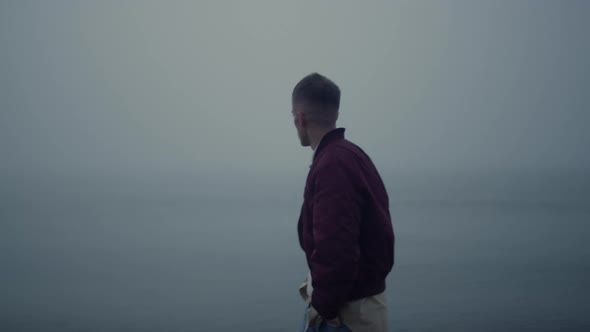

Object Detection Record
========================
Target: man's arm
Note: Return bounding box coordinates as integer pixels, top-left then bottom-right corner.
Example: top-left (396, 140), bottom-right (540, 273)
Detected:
top-left (310, 157), bottom-right (362, 319)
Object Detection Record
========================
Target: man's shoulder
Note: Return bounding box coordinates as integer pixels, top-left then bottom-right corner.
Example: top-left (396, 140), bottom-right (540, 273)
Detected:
top-left (327, 139), bottom-right (366, 160)
top-left (314, 139), bottom-right (365, 170)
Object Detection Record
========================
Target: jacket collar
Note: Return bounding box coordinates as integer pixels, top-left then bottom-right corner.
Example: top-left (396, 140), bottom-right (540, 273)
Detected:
top-left (313, 127), bottom-right (346, 162)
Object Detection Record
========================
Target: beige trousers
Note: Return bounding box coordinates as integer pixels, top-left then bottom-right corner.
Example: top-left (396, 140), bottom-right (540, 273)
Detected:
top-left (299, 273), bottom-right (390, 332)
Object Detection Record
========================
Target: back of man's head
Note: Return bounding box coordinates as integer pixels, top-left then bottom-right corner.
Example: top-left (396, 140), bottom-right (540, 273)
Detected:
top-left (292, 73), bottom-right (340, 127)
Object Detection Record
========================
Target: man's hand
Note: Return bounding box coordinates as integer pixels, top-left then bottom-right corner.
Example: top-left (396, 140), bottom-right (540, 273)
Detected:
top-left (307, 305), bottom-right (321, 326)
top-left (325, 316), bottom-right (343, 327)
top-left (308, 305), bottom-right (343, 327)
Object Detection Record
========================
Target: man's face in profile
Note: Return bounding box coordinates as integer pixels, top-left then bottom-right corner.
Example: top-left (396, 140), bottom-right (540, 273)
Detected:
top-left (292, 104), bottom-right (310, 147)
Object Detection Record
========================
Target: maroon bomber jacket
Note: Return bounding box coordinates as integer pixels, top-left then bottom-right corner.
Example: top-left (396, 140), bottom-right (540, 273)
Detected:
top-left (297, 128), bottom-right (395, 319)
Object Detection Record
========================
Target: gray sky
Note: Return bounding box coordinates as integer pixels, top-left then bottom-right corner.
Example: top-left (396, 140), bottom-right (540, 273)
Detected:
top-left (1, 0), bottom-right (589, 179)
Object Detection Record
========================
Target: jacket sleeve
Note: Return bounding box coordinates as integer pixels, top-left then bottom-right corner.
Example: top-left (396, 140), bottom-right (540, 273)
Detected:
top-left (310, 157), bottom-right (362, 319)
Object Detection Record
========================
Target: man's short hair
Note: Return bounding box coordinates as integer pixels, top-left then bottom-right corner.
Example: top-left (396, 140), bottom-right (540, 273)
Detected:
top-left (292, 73), bottom-right (341, 111)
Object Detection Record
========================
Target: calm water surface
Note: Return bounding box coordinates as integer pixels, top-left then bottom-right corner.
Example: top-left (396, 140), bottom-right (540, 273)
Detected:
top-left (2, 181), bottom-right (589, 331)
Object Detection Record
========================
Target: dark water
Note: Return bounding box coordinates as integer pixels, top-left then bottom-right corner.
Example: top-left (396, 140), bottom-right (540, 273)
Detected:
top-left (1, 177), bottom-right (589, 331)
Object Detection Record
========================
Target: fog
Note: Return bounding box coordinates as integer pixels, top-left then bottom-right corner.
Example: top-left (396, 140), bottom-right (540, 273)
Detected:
top-left (2, 1), bottom-right (588, 179)
top-left (1, 1), bottom-right (589, 331)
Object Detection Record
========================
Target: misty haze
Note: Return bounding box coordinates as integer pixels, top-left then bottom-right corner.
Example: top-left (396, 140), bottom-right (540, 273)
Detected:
top-left (1, 1), bottom-right (589, 331)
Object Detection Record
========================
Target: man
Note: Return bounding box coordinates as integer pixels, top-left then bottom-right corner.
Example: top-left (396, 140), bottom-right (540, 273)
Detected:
top-left (292, 73), bottom-right (395, 332)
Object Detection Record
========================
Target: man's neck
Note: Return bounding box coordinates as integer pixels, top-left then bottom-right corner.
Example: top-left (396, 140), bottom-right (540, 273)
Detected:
top-left (310, 126), bottom-right (336, 151)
